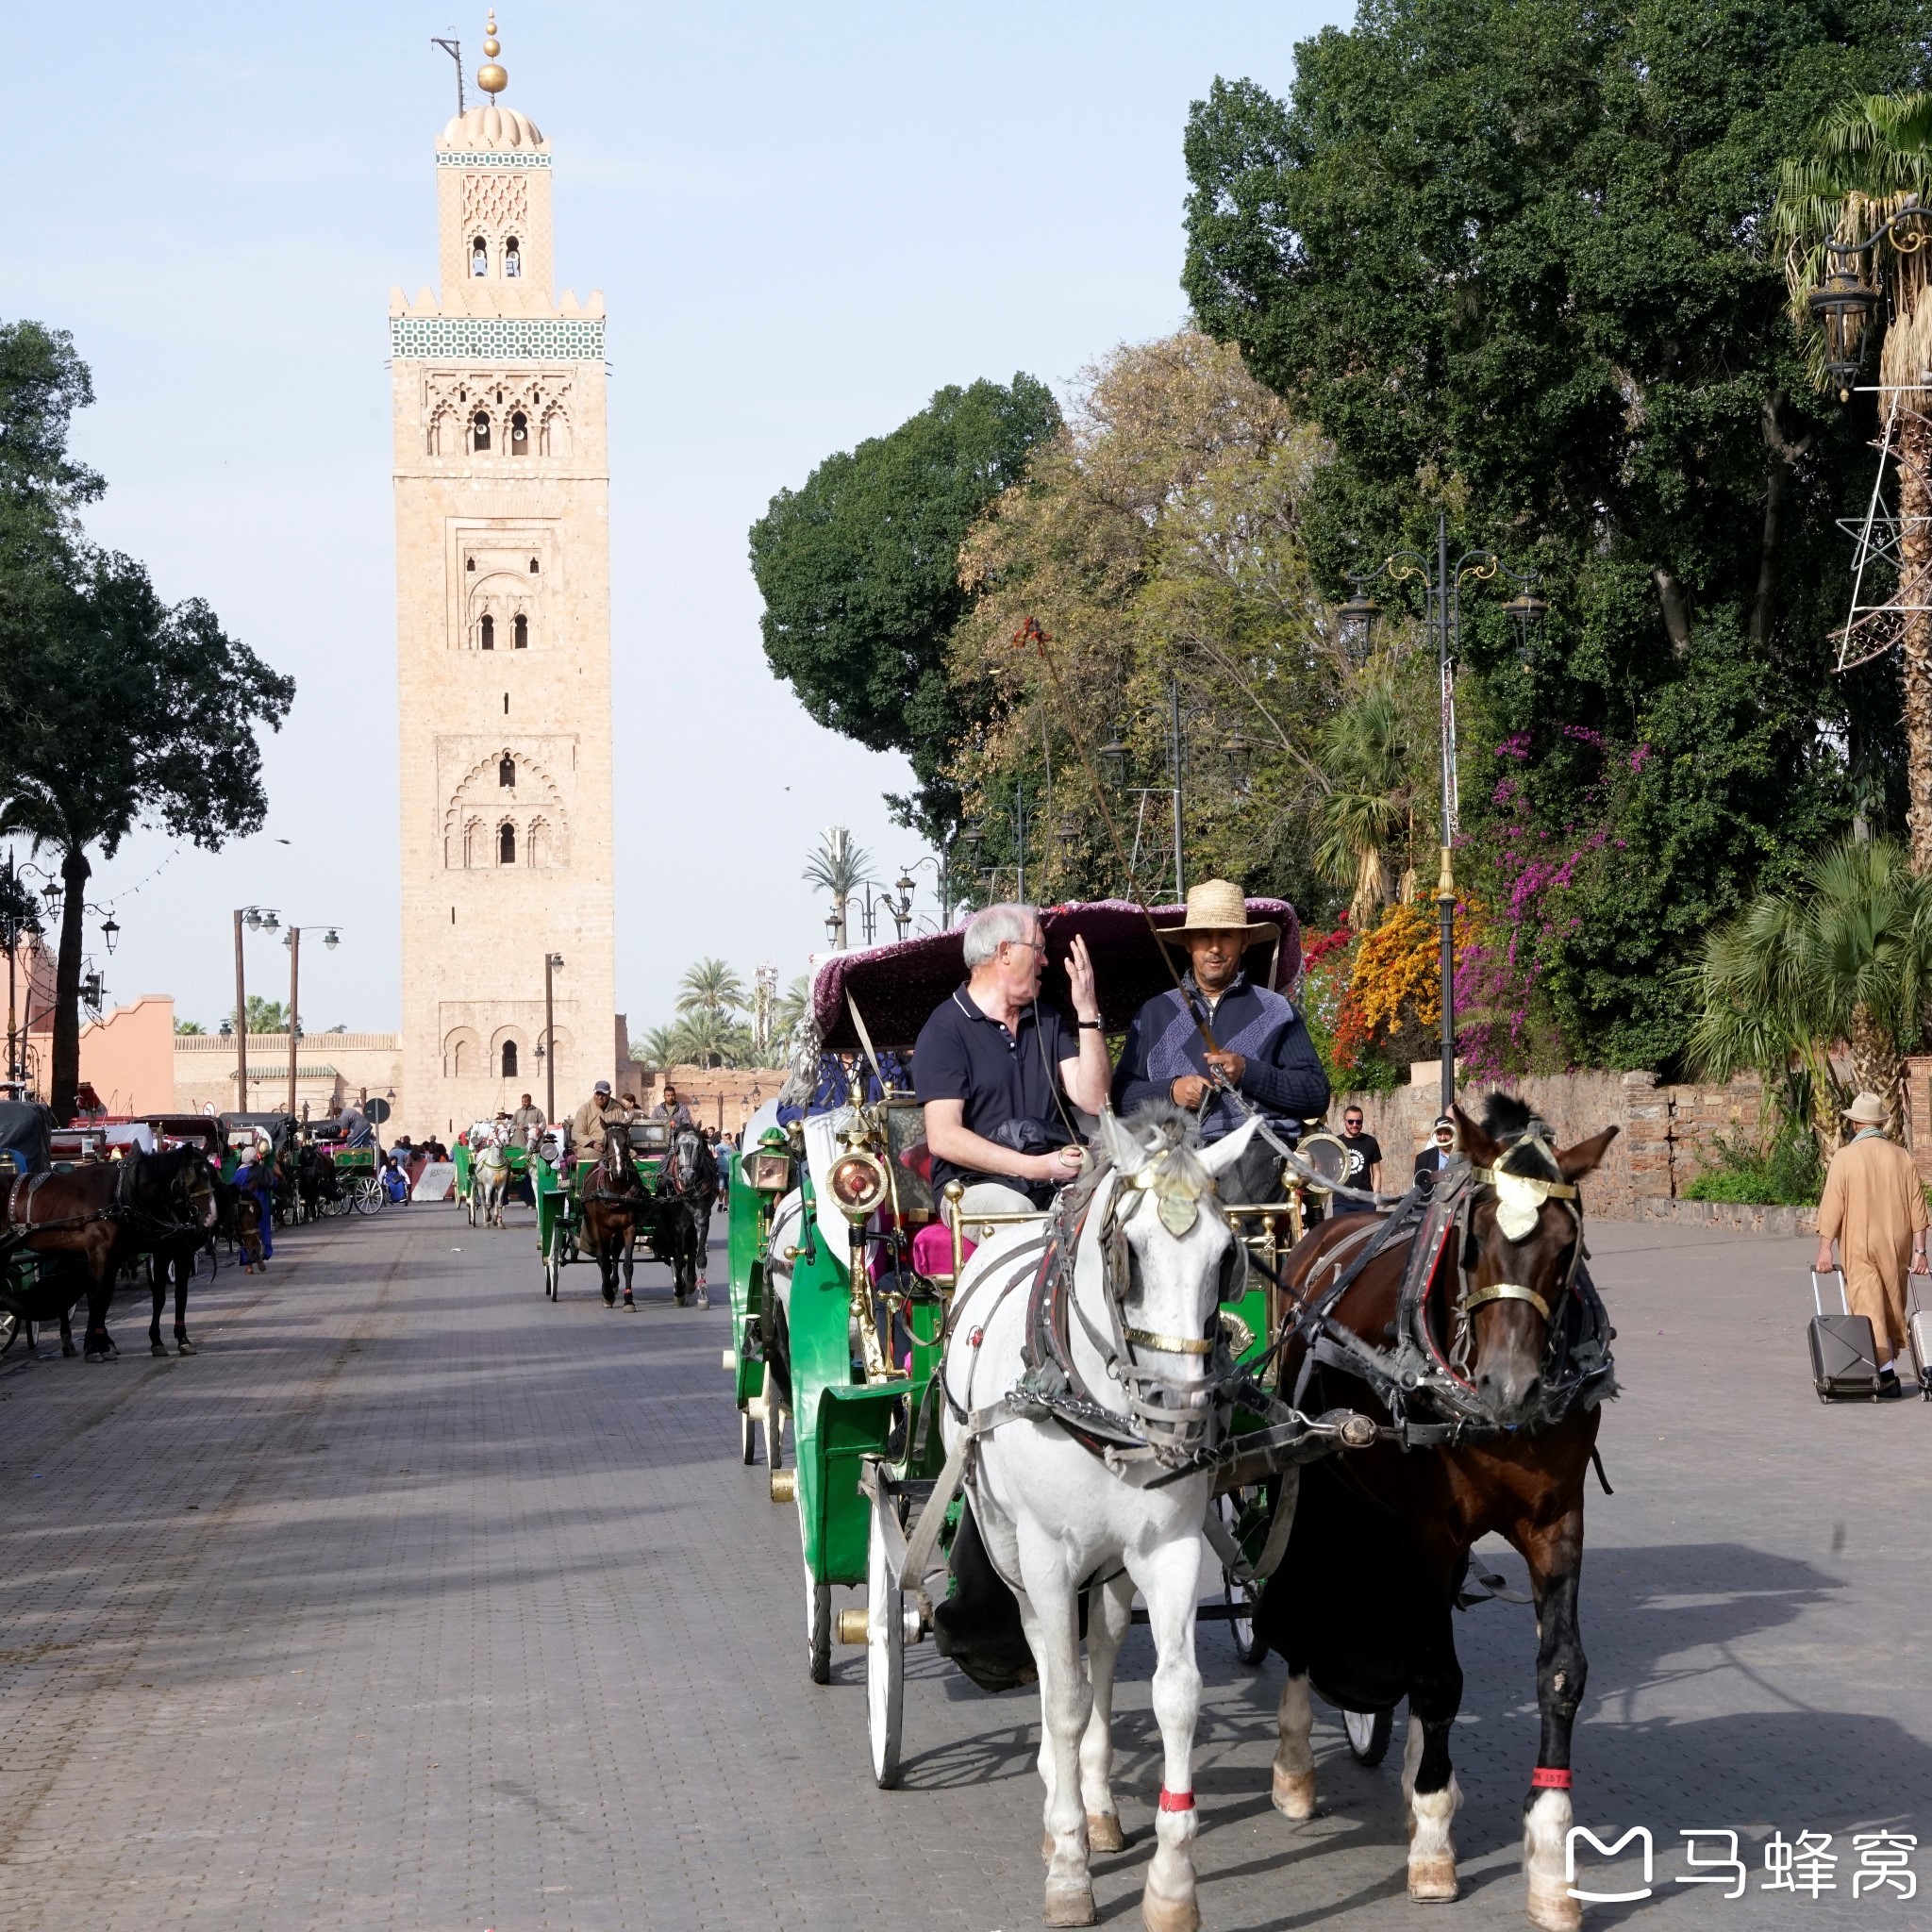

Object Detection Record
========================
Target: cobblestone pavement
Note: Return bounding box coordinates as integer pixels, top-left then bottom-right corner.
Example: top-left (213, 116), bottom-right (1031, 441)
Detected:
top-left (0, 1206), bottom-right (1924, 1932)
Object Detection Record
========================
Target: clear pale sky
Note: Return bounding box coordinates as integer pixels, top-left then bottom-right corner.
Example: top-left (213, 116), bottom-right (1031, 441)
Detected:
top-left (8, 0), bottom-right (1344, 1041)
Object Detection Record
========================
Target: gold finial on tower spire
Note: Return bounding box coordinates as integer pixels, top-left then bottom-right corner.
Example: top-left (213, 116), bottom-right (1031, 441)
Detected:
top-left (477, 10), bottom-right (508, 95)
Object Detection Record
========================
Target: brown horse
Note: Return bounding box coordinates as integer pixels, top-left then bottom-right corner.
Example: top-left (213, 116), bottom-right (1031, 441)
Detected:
top-left (580, 1131), bottom-right (647, 1308)
top-left (1256, 1093), bottom-right (1618, 1932)
top-left (2, 1148), bottom-right (217, 1361)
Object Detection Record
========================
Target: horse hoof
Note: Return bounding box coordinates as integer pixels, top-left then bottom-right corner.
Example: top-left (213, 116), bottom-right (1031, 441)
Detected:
top-left (623, 1298), bottom-right (637, 1310)
top-left (1140, 1890), bottom-right (1201, 1932)
top-left (151, 1341), bottom-right (170, 1357)
top-left (1087, 1812), bottom-right (1125, 1854)
top-left (1272, 1770), bottom-right (1317, 1820)
top-left (602, 1291), bottom-right (616, 1307)
top-left (1526, 1881), bottom-right (1581, 1932)
top-left (1044, 1881), bottom-right (1097, 1928)
top-left (62, 1341), bottom-right (78, 1358)
top-left (696, 1289), bottom-right (710, 1309)
top-left (84, 1350), bottom-right (113, 1364)
top-left (1407, 1858), bottom-right (1459, 1903)
top-left (176, 1340), bottom-right (197, 1357)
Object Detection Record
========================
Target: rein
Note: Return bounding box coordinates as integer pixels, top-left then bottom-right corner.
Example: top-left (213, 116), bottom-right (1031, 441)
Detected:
top-left (1285, 1144), bottom-right (1615, 1446)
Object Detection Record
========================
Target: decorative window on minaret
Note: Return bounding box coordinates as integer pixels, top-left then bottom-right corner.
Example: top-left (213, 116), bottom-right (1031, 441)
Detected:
top-left (509, 411), bottom-right (529, 456)
top-left (479, 614), bottom-right (495, 651)
top-left (499, 822), bottom-right (517, 865)
top-left (501, 1041), bottom-right (519, 1076)
top-left (499, 755), bottom-right (516, 788)
top-left (471, 236), bottom-right (489, 276)
top-left (513, 614), bottom-right (528, 649)
top-left (505, 237), bottom-right (522, 277)
top-left (472, 411), bottom-right (491, 453)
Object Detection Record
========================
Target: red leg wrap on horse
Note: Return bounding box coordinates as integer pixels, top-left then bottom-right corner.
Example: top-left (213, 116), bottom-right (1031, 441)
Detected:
top-left (1530, 1767), bottom-right (1573, 1790)
top-left (1158, 1787), bottom-right (1195, 1812)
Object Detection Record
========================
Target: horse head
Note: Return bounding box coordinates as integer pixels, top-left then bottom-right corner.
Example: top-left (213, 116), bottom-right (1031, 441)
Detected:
top-left (667, 1125), bottom-right (711, 1196)
top-left (1453, 1094), bottom-right (1618, 1424)
top-left (1094, 1105), bottom-right (1265, 1463)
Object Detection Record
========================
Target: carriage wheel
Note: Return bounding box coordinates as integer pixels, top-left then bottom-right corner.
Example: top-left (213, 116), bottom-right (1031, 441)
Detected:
top-left (866, 1484), bottom-right (907, 1788)
top-left (0, 1312), bottom-right (17, 1357)
top-left (544, 1241), bottom-right (560, 1300)
top-left (1216, 1494), bottom-right (1268, 1666)
top-left (1344, 1707), bottom-right (1393, 1766)
top-left (353, 1177), bottom-right (385, 1216)
top-left (466, 1189), bottom-right (476, 1228)
top-left (764, 1396), bottom-right (784, 1474)
top-left (740, 1408), bottom-right (757, 1465)
top-left (804, 1553), bottom-right (831, 1686)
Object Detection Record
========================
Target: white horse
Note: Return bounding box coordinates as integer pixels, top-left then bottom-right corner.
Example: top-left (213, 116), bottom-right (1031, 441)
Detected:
top-left (935, 1106), bottom-right (1263, 1932)
top-left (468, 1119), bottom-right (512, 1229)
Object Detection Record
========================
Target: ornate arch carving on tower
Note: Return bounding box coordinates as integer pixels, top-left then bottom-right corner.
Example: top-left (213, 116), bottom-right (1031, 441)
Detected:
top-left (423, 372), bottom-right (574, 457)
top-left (442, 748), bottom-right (571, 869)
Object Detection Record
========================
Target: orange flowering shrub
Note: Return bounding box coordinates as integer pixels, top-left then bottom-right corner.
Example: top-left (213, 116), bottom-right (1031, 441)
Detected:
top-left (1328, 900), bottom-right (1475, 1081)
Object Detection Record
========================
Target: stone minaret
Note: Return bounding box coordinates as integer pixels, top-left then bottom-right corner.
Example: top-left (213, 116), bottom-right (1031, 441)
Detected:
top-left (390, 14), bottom-right (616, 1135)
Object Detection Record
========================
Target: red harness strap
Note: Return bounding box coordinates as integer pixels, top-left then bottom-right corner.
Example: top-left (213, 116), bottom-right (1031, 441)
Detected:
top-left (1530, 1767), bottom-right (1573, 1790)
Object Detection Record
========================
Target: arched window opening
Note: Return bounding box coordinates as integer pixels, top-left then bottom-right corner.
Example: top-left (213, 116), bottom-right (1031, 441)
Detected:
top-left (428, 412), bottom-right (451, 457)
top-left (466, 556), bottom-right (476, 573)
top-left (499, 821), bottom-right (517, 865)
top-left (509, 411), bottom-right (529, 456)
top-left (479, 613), bottom-right (495, 651)
top-left (462, 817), bottom-right (479, 868)
top-left (513, 614), bottom-right (528, 649)
top-left (501, 1041), bottom-right (519, 1077)
top-left (529, 557), bottom-right (541, 574)
top-left (471, 236), bottom-right (488, 276)
top-left (499, 756), bottom-right (516, 789)
top-left (453, 1040), bottom-right (468, 1076)
top-left (527, 820), bottom-right (544, 869)
top-left (504, 237), bottom-right (522, 277)
top-left (540, 411), bottom-right (570, 459)
top-left (472, 410), bottom-right (491, 452)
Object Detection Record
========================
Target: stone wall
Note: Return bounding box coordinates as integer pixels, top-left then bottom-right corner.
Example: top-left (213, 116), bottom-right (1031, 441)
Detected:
top-left (627, 1065), bottom-right (790, 1139)
top-left (175, 1032), bottom-right (405, 1122)
top-left (1330, 1064), bottom-right (1773, 1221)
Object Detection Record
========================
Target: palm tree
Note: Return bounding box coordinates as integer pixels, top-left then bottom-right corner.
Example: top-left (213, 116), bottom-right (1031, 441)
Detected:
top-left (1775, 92), bottom-right (1932, 869)
top-left (803, 827), bottom-right (872, 949)
top-left (1313, 676), bottom-right (1417, 925)
top-left (675, 957), bottom-right (747, 1018)
top-left (633, 1024), bottom-right (683, 1072)
top-left (772, 974), bottom-right (813, 1059)
top-left (1687, 838), bottom-right (1932, 1143)
top-left (671, 1009), bottom-right (755, 1071)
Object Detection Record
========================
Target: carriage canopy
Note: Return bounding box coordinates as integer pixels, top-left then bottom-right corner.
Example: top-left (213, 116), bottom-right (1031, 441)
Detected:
top-left (806, 897), bottom-right (1303, 1055)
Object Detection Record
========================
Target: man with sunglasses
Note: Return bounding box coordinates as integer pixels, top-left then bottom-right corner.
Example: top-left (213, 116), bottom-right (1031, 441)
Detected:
top-left (1338, 1106), bottom-right (1382, 1192)
top-left (916, 903), bottom-right (1109, 1213)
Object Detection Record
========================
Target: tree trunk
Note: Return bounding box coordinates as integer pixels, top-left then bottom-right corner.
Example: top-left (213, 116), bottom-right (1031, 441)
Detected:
top-left (1899, 409), bottom-right (1932, 874)
top-left (1847, 1002), bottom-right (1902, 1141)
top-left (49, 848), bottom-right (90, 1125)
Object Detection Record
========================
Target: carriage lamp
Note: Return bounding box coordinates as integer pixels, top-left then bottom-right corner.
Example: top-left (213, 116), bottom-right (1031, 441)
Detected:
top-left (1337, 590), bottom-right (1382, 667)
top-left (1098, 727), bottom-right (1129, 789)
top-left (824, 908), bottom-right (841, 943)
top-left (826, 1146), bottom-right (889, 1224)
top-left (750, 1129), bottom-right (793, 1194)
top-left (100, 915), bottom-right (119, 954)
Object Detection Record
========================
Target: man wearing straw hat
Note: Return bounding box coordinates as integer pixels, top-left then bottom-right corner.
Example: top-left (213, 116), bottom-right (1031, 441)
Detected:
top-left (1112, 879), bottom-right (1329, 1145)
top-left (1814, 1091), bottom-right (1929, 1398)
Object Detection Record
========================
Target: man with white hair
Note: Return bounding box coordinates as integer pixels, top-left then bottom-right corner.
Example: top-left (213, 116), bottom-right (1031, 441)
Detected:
top-left (915, 903), bottom-right (1109, 1213)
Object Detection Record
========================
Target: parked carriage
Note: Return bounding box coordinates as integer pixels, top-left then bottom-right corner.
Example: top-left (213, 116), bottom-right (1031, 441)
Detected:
top-left (737, 901), bottom-right (1365, 1786)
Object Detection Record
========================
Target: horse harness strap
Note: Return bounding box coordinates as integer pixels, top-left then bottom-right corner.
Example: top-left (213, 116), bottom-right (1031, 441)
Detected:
top-left (1460, 1281), bottom-right (1552, 1322)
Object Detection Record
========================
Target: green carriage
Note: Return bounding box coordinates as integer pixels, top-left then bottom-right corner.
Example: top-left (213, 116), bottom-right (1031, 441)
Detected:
top-left (533, 1119), bottom-right (679, 1299)
top-left (746, 901), bottom-right (1337, 1786)
top-left (452, 1125), bottom-right (538, 1226)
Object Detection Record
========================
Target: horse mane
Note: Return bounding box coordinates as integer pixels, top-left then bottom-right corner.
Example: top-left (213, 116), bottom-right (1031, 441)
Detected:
top-left (1481, 1091), bottom-right (1560, 1182)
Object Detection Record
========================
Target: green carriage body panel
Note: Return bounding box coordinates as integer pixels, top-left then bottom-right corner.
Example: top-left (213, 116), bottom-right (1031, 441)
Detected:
top-left (722, 1151), bottom-right (773, 1407)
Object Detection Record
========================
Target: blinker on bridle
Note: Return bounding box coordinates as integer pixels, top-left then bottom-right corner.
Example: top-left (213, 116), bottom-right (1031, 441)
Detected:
top-left (1460, 1134), bottom-right (1582, 1327)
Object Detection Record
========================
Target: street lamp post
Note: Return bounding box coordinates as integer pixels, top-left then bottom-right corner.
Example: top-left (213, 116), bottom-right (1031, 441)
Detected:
top-left (1097, 680), bottom-right (1249, 901)
top-left (279, 925), bottom-right (342, 1117)
top-left (542, 951), bottom-right (563, 1123)
top-left (1338, 510), bottom-right (1548, 1118)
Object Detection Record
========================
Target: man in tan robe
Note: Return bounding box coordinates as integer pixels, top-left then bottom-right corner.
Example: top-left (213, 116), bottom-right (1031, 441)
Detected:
top-left (1814, 1091), bottom-right (1928, 1394)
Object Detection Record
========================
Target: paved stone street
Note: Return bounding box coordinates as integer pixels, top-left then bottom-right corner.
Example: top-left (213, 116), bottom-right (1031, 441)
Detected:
top-left (0, 1205), bottom-right (1924, 1932)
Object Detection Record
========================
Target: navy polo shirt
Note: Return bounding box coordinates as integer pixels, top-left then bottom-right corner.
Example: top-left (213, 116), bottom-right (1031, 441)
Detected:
top-left (914, 988), bottom-right (1079, 1195)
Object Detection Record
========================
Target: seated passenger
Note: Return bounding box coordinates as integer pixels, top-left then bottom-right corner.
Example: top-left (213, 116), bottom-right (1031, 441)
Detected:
top-left (1111, 879), bottom-right (1330, 1145)
top-left (776, 1048), bottom-right (912, 1126)
top-left (915, 902), bottom-right (1108, 1215)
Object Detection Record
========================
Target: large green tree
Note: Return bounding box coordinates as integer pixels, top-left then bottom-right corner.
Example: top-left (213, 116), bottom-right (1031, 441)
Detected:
top-left (1182, 0), bottom-right (1926, 1069)
top-left (0, 323), bottom-right (295, 1121)
top-left (749, 375), bottom-right (1061, 841)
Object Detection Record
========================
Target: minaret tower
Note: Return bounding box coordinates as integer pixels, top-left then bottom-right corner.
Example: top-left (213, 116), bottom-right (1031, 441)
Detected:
top-left (390, 15), bottom-right (616, 1133)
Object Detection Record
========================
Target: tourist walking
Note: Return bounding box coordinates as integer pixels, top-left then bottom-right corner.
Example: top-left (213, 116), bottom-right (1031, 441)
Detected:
top-left (1814, 1091), bottom-right (1928, 1398)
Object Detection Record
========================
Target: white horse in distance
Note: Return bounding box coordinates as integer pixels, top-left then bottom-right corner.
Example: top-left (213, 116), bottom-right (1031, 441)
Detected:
top-left (467, 1118), bottom-right (513, 1229)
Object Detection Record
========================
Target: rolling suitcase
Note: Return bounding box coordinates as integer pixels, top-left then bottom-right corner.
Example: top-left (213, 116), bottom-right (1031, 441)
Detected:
top-left (1808, 1270), bottom-right (1880, 1403)
top-left (1909, 1282), bottom-right (1932, 1401)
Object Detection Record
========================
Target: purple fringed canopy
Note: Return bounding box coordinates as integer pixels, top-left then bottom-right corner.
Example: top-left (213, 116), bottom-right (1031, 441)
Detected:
top-left (808, 898), bottom-right (1304, 1053)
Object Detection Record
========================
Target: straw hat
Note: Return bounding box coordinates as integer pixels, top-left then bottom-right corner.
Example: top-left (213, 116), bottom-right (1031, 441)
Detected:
top-left (1162, 879), bottom-right (1281, 944)
top-left (1842, 1091), bottom-right (1888, 1126)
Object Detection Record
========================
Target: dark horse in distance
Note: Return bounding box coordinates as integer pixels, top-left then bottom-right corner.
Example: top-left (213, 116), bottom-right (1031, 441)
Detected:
top-left (3, 1147), bottom-right (218, 1360)
top-left (580, 1130), bottom-right (647, 1308)
top-left (1257, 1095), bottom-right (1617, 1932)
top-left (657, 1124), bottom-right (719, 1307)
